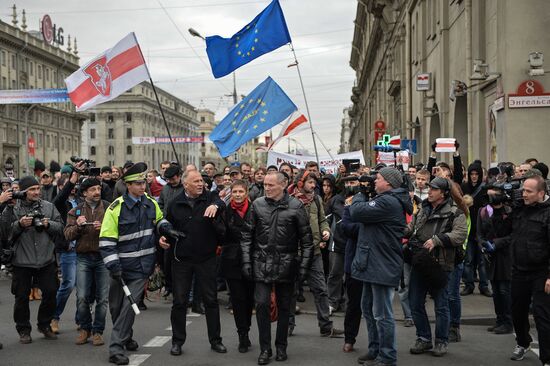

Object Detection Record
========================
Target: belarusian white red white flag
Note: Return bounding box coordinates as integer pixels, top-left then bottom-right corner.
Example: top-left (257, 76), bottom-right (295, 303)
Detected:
top-left (388, 135), bottom-right (401, 149)
top-left (65, 32), bottom-right (149, 112)
top-left (256, 113), bottom-right (308, 152)
top-left (435, 138), bottom-right (456, 152)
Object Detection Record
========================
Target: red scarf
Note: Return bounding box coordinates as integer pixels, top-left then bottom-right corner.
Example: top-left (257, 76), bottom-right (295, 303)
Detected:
top-left (230, 199), bottom-right (249, 219)
top-left (293, 190), bottom-right (315, 205)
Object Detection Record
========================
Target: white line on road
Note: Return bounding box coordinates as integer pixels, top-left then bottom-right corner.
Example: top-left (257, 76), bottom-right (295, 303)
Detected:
top-left (187, 313), bottom-right (201, 317)
top-left (165, 321), bottom-right (192, 331)
top-left (128, 354), bottom-right (151, 366)
top-left (143, 336), bottom-right (172, 347)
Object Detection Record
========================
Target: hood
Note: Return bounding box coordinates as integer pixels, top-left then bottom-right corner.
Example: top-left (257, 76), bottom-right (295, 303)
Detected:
top-left (467, 163), bottom-right (484, 187)
top-left (387, 187), bottom-right (414, 215)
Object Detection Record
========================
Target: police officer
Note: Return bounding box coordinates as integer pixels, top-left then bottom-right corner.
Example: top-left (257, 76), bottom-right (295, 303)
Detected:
top-left (99, 163), bottom-right (164, 365)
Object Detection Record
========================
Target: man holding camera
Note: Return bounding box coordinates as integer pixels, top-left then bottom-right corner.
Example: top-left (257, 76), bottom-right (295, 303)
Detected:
top-left (349, 167), bottom-right (412, 366)
top-left (498, 175), bottom-right (550, 363)
top-left (7, 176), bottom-right (63, 344)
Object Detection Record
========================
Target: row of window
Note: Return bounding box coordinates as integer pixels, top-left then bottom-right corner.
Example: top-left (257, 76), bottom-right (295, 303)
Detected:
top-left (90, 146), bottom-right (132, 156)
top-left (89, 128), bottom-right (132, 139)
top-left (0, 49), bottom-right (59, 81)
top-left (89, 112), bottom-right (132, 123)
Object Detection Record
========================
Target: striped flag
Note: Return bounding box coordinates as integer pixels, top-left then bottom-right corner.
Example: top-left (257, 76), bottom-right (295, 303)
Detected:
top-left (256, 113), bottom-right (308, 152)
top-left (64, 33), bottom-right (149, 112)
top-left (435, 138), bottom-right (457, 152)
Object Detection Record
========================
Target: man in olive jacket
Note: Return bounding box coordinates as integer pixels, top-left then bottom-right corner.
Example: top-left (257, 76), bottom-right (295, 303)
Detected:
top-left (241, 172), bottom-right (314, 365)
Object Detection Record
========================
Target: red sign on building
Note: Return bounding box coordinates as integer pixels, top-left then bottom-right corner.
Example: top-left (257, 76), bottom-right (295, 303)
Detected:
top-left (508, 80), bottom-right (550, 108)
top-left (28, 137), bottom-right (36, 157)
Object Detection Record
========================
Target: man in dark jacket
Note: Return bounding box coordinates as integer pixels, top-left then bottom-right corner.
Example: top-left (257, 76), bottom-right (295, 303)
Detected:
top-left (498, 176), bottom-right (550, 363)
top-left (241, 172), bottom-right (314, 365)
top-left (9, 176), bottom-right (64, 344)
top-left (159, 169), bottom-right (227, 357)
top-left (461, 162), bottom-right (491, 296)
top-left (350, 167), bottom-right (413, 366)
top-left (40, 171), bottom-right (57, 203)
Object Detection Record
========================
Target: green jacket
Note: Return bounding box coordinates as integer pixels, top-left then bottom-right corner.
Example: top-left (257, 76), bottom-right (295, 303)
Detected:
top-left (303, 195), bottom-right (331, 256)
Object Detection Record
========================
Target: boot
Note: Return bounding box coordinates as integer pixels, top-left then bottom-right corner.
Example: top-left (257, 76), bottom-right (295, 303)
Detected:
top-left (448, 326), bottom-right (461, 342)
top-left (238, 333), bottom-right (251, 353)
top-left (29, 290), bottom-right (34, 301)
top-left (50, 319), bottom-right (59, 334)
top-left (76, 329), bottom-right (91, 345)
top-left (32, 288), bottom-right (42, 300)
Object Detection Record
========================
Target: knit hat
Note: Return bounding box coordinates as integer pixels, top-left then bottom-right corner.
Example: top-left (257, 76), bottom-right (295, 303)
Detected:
top-left (164, 165), bottom-right (181, 179)
top-left (61, 165), bottom-right (73, 174)
top-left (378, 167), bottom-right (403, 189)
top-left (80, 178), bottom-right (101, 192)
top-left (101, 166), bottom-right (112, 174)
top-left (19, 176), bottom-right (39, 191)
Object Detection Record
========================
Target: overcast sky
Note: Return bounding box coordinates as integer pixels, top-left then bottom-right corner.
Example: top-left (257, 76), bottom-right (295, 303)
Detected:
top-left (6, 0), bottom-right (356, 156)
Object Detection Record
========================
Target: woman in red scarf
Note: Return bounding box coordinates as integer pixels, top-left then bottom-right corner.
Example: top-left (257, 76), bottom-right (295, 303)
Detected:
top-left (221, 180), bottom-right (255, 353)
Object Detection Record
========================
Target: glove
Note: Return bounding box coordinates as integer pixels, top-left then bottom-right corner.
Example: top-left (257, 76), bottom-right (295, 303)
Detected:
top-left (110, 270), bottom-right (123, 281)
top-left (454, 140), bottom-right (460, 150)
top-left (241, 264), bottom-right (253, 280)
top-left (431, 142), bottom-right (437, 152)
top-left (482, 241), bottom-right (495, 253)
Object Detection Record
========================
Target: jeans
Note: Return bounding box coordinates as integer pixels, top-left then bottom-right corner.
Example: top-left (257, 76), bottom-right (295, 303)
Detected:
top-left (255, 281), bottom-right (293, 351)
top-left (76, 253), bottom-right (110, 334)
top-left (463, 240), bottom-right (488, 290)
top-left (492, 280), bottom-right (512, 328)
top-left (54, 250), bottom-right (78, 323)
top-left (343, 275), bottom-right (363, 344)
top-left (448, 263), bottom-right (463, 328)
top-left (410, 268), bottom-right (451, 344)
top-left (327, 252), bottom-right (345, 309)
top-left (398, 263), bottom-right (412, 320)
top-left (361, 282), bottom-right (396, 364)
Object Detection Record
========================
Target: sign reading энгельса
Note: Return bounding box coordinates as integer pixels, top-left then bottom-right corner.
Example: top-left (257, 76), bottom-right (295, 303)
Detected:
top-left (508, 80), bottom-right (550, 108)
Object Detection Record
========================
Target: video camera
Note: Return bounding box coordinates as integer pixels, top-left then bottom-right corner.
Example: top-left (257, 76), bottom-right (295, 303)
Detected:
top-left (70, 156), bottom-right (100, 176)
top-left (485, 164), bottom-right (524, 206)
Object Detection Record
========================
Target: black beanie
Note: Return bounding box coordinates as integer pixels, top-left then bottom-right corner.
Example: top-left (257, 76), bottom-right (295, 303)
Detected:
top-left (80, 178), bottom-right (101, 192)
top-left (19, 176), bottom-right (39, 191)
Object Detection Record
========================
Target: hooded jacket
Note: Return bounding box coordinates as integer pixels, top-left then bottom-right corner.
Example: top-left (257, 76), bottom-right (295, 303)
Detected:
top-left (461, 163), bottom-right (487, 241)
top-left (350, 187), bottom-right (413, 287)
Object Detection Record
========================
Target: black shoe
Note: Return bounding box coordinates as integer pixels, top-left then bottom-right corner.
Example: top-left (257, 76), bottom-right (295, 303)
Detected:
top-left (125, 339), bottom-right (138, 351)
top-left (493, 325), bottom-right (513, 334)
top-left (19, 332), bottom-right (32, 344)
top-left (109, 354), bottom-right (129, 365)
top-left (211, 342), bottom-right (227, 353)
top-left (480, 287), bottom-right (493, 297)
top-left (357, 351), bottom-right (377, 364)
top-left (275, 347), bottom-right (287, 361)
top-left (410, 338), bottom-right (433, 354)
top-left (137, 300), bottom-right (147, 311)
top-left (487, 324), bottom-right (497, 332)
top-left (38, 327), bottom-right (58, 340)
top-left (191, 303), bottom-right (205, 315)
top-left (258, 350), bottom-right (272, 365)
top-left (448, 326), bottom-right (461, 343)
top-left (296, 294), bottom-right (306, 303)
top-left (460, 287), bottom-right (474, 296)
top-left (170, 343), bottom-right (182, 356)
top-left (238, 333), bottom-right (251, 353)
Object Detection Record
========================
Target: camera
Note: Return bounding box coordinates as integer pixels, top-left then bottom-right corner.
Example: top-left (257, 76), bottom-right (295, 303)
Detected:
top-left (70, 156), bottom-right (100, 176)
top-left (486, 180), bottom-right (523, 205)
top-left (27, 208), bottom-right (46, 232)
top-left (8, 189), bottom-right (26, 200)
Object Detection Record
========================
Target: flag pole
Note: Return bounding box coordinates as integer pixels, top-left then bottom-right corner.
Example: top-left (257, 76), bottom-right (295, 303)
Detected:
top-left (288, 43), bottom-right (320, 166)
top-left (313, 130), bottom-right (335, 160)
top-left (133, 33), bottom-right (181, 166)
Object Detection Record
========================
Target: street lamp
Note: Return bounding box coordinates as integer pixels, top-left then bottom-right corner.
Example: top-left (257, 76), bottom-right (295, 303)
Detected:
top-left (188, 28), bottom-right (205, 40)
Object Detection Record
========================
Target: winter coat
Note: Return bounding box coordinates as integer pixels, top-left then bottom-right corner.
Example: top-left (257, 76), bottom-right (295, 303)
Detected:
top-left (477, 205), bottom-right (513, 281)
top-left (158, 183), bottom-right (184, 214)
top-left (406, 197), bottom-right (468, 272)
top-left (64, 200), bottom-right (108, 254)
top-left (497, 198), bottom-right (550, 280)
top-left (221, 203), bottom-right (252, 279)
top-left (241, 192), bottom-right (314, 284)
top-left (40, 184), bottom-right (57, 203)
top-left (165, 190), bottom-right (225, 263)
top-left (340, 205), bottom-right (360, 274)
top-left (350, 188), bottom-right (413, 287)
top-left (302, 195), bottom-right (330, 255)
top-left (248, 183), bottom-right (264, 202)
top-left (9, 199), bottom-right (63, 268)
top-left (461, 163), bottom-right (487, 242)
top-left (326, 193), bottom-right (346, 254)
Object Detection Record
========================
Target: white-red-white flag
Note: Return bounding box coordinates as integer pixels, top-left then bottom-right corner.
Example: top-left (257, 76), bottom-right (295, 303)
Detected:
top-left (256, 113), bottom-right (308, 152)
top-left (388, 135), bottom-right (401, 149)
top-left (435, 138), bottom-right (456, 152)
top-left (65, 33), bottom-right (149, 112)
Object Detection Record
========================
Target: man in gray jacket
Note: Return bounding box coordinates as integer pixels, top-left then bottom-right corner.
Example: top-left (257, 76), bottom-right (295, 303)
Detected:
top-left (7, 175), bottom-right (63, 344)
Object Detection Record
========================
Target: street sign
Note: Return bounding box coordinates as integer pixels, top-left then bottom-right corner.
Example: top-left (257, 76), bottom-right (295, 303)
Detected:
top-left (401, 139), bottom-right (417, 154)
top-left (416, 73), bottom-right (432, 91)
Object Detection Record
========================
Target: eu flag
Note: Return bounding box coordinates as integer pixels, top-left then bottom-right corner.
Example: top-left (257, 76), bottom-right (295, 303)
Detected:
top-left (210, 76), bottom-right (297, 157)
top-left (206, 0), bottom-right (291, 78)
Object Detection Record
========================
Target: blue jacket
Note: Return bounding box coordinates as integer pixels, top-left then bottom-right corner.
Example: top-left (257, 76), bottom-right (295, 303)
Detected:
top-left (349, 188), bottom-right (413, 287)
top-left (339, 206), bottom-right (360, 274)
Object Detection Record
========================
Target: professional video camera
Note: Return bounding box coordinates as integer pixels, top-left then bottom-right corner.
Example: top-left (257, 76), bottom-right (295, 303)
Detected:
top-left (8, 189), bottom-right (26, 200)
top-left (70, 156), bottom-right (100, 176)
top-left (485, 164), bottom-right (524, 205)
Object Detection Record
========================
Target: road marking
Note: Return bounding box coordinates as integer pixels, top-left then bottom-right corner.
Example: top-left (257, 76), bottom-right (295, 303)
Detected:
top-left (187, 313), bottom-right (201, 317)
top-left (143, 336), bottom-right (171, 347)
top-left (165, 321), bottom-right (192, 331)
top-left (128, 354), bottom-right (151, 366)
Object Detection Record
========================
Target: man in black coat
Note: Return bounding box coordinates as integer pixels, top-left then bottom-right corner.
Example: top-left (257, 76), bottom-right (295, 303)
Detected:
top-left (159, 170), bottom-right (227, 357)
top-left (241, 172), bottom-right (314, 365)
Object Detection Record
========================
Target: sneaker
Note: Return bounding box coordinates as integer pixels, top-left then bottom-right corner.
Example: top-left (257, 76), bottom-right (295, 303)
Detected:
top-left (403, 319), bottom-right (414, 327)
top-left (493, 325), bottom-right (513, 334)
top-left (38, 327), bottom-right (58, 340)
top-left (329, 306), bottom-right (336, 316)
top-left (480, 287), bottom-right (493, 297)
top-left (460, 286), bottom-right (474, 296)
top-left (448, 327), bottom-right (461, 343)
top-left (357, 351), bottom-right (377, 364)
top-left (320, 327), bottom-right (344, 338)
top-left (75, 329), bottom-right (91, 345)
top-left (511, 345), bottom-right (530, 361)
top-left (19, 332), bottom-right (32, 344)
top-left (432, 342), bottom-right (448, 357)
top-left (92, 333), bottom-right (105, 346)
top-left (50, 319), bottom-right (60, 334)
top-left (410, 339), bottom-right (433, 354)
top-left (288, 325), bottom-right (295, 337)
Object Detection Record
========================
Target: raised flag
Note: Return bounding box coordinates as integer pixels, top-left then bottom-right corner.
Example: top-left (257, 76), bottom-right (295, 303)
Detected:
top-left (257, 113), bottom-right (308, 152)
top-left (205, 0), bottom-right (291, 78)
top-left (388, 135), bottom-right (401, 149)
top-left (210, 76), bottom-right (297, 157)
top-left (65, 33), bottom-right (149, 111)
top-left (435, 138), bottom-right (457, 152)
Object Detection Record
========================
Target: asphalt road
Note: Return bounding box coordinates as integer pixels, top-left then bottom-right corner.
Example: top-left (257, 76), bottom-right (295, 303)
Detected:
top-left (0, 276), bottom-right (542, 366)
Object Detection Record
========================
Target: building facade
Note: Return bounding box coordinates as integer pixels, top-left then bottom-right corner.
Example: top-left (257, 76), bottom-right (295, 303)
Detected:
top-left (349, 0), bottom-right (550, 166)
top-left (339, 107), bottom-right (352, 153)
top-left (0, 7), bottom-right (81, 177)
top-left (81, 82), bottom-right (200, 169)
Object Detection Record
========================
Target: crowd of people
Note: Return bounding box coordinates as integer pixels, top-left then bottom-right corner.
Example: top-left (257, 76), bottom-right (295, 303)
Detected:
top-left (0, 141), bottom-right (549, 366)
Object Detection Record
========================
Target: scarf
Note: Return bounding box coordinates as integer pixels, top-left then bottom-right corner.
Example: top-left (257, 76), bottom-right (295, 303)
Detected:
top-left (294, 190), bottom-right (315, 205)
top-left (230, 199), bottom-right (249, 219)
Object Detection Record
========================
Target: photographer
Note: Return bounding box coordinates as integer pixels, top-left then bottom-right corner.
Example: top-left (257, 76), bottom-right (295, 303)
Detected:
top-left (8, 176), bottom-right (63, 344)
top-left (349, 167), bottom-right (413, 366)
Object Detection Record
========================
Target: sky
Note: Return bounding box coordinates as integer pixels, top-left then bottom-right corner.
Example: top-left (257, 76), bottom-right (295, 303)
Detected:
top-left (5, 0), bottom-right (357, 156)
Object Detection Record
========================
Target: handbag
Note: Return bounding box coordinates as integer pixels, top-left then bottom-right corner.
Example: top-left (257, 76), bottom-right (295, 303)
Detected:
top-left (411, 248), bottom-right (448, 290)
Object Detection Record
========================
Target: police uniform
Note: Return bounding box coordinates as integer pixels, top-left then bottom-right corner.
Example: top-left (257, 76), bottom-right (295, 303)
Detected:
top-left (99, 163), bottom-right (164, 364)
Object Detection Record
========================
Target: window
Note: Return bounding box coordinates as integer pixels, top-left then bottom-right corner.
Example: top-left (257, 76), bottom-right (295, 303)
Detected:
top-left (125, 112), bottom-right (132, 122)
top-left (11, 54), bottom-right (15, 69)
top-left (1, 77), bottom-right (6, 89)
top-left (1, 50), bottom-right (5, 66)
top-left (126, 146), bottom-right (132, 155)
top-left (126, 128), bottom-right (132, 139)
top-left (38, 65), bottom-right (42, 79)
top-left (61, 137), bottom-right (65, 150)
top-left (108, 146), bottom-right (114, 155)
top-left (108, 128), bottom-right (114, 139)
top-left (200, 116), bottom-right (205, 122)
top-left (90, 146), bottom-right (96, 155)
top-left (11, 80), bottom-right (16, 89)
top-left (45, 68), bottom-right (50, 81)
top-left (90, 113), bottom-right (95, 122)
top-left (30, 61), bottom-right (33, 76)
top-left (107, 113), bottom-right (114, 122)
top-left (47, 135), bottom-right (51, 148)
top-left (90, 129), bottom-right (96, 139)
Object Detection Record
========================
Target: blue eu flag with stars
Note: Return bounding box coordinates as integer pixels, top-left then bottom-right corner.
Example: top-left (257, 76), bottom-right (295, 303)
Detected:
top-left (206, 0), bottom-right (291, 78)
top-left (210, 76), bottom-right (297, 157)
